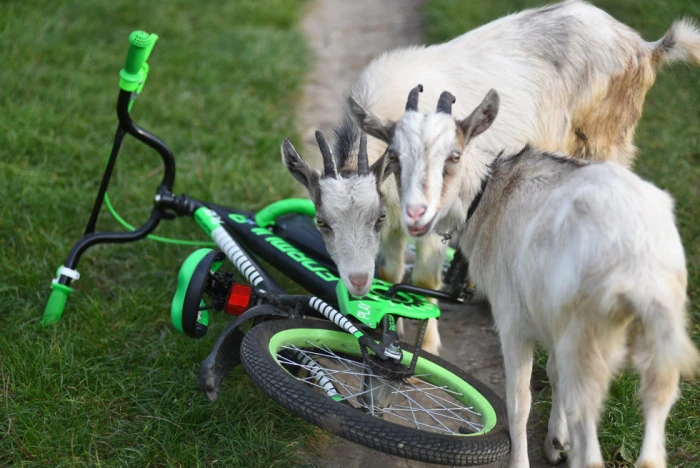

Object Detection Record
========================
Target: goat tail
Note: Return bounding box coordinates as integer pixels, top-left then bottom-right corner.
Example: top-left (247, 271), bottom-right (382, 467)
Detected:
top-left (636, 296), bottom-right (700, 380)
top-left (652, 18), bottom-right (700, 67)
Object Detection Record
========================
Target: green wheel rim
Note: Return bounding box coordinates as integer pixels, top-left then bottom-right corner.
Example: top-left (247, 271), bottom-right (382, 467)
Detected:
top-left (268, 327), bottom-right (498, 435)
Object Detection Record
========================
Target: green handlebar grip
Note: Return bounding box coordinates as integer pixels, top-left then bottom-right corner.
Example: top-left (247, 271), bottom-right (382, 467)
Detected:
top-left (119, 30), bottom-right (157, 92)
top-left (41, 283), bottom-right (73, 325)
top-left (124, 30), bottom-right (151, 75)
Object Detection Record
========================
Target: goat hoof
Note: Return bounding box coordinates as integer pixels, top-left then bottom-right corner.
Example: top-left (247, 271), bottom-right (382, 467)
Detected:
top-left (552, 437), bottom-right (563, 450)
top-left (636, 461), bottom-right (664, 468)
top-left (544, 437), bottom-right (568, 465)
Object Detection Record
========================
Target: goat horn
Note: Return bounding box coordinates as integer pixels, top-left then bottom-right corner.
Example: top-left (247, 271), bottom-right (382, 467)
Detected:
top-left (437, 91), bottom-right (456, 114)
top-left (357, 132), bottom-right (369, 175)
top-left (405, 84), bottom-right (424, 111)
top-left (315, 130), bottom-right (337, 179)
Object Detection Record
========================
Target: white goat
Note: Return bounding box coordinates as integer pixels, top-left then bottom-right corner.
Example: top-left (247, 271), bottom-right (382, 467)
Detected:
top-left (352, 85), bottom-right (700, 467)
top-left (283, 0), bottom-right (700, 356)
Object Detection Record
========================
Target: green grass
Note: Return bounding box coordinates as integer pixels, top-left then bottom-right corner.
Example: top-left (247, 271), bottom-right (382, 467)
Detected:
top-left (0, 0), bottom-right (317, 465)
top-left (425, 0), bottom-right (700, 465)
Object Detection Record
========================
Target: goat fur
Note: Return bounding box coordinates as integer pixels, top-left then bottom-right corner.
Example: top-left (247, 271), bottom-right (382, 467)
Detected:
top-left (339, 1), bottom-right (700, 355)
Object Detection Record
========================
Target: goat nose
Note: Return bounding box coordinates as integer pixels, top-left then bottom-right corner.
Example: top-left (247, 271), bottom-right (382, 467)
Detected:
top-left (406, 204), bottom-right (427, 221)
top-left (349, 273), bottom-right (369, 290)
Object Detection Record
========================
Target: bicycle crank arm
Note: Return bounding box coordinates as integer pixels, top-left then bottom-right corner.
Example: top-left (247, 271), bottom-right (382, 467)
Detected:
top-left (199, 304), bottom-right (288, 401)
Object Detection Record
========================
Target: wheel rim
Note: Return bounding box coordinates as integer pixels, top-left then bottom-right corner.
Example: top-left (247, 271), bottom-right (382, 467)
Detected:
top-left (269, 327), bottom-right (498, 436)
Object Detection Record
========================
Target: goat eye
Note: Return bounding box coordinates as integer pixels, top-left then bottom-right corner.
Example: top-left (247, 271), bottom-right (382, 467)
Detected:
top-left (316, 219), bottom-right (329, 229)
top-left (449, 150), bottom-right (461, 163)
top-left (377, 213), bottom-right (386, 223)
top-left (387, 150), bottom-right (397, 162)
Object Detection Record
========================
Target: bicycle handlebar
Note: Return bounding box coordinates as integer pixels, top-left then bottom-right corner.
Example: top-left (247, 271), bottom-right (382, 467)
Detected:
top-left (42, 30), bottom-right (172, 325)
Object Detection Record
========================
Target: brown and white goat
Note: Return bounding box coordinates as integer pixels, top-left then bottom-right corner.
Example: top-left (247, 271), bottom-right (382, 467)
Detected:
top-left (355, 86), bottom-right (699, 467)
top-left (284, 0), bottom-right (700, 355)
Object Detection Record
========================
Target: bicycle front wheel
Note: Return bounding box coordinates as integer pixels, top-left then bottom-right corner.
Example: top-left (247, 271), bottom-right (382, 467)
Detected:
top-left (240, 319), bottom-right (510, 466)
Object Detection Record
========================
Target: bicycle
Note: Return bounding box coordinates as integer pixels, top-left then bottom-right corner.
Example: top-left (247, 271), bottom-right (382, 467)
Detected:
top-left (42, 30), bottom-right (510, 466)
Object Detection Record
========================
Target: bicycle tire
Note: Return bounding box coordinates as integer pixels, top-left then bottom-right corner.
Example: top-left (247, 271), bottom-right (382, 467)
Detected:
top-left (240, 319), bottom-right (510, 466)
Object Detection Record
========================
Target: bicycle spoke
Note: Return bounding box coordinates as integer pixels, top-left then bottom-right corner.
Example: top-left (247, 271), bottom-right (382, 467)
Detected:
top-left (388, 380), bottom-right (483, 429)
top-left (280, 350), bottom-right (362, 396)
top-left (414, 386), bottom-right (482, 418)
top-left (382, 379), bottom-right (454, 433)
top-left (396, 383), bottom-right (481, 417)
top-left (276, 340), bottom-right (486, 435)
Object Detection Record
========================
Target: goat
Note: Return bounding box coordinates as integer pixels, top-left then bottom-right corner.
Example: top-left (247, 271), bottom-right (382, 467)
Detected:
top-left (284, 0), bottom-right (700, 356)
top-left (352, 85), bottom-right (700, 467)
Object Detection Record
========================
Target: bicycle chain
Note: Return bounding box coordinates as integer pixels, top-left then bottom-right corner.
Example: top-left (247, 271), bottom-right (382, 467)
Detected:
top-left (408, 319), bottom-right (428, 374)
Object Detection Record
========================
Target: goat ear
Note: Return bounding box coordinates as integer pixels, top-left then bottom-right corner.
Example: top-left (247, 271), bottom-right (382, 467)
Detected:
top-left (281, 138), bottom-right (317, 191)
top-left (370, 153), bottom-right (387, 183)
top-left (458, 89), bottom-right (499, 141)
top-left (370, 151), bottom-right (396, 183)
top-left (347, 96), bottom-right (396, 144)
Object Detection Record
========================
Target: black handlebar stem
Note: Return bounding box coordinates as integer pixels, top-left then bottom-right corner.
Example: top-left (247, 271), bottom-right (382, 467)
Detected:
top-left (155, 189), bottom-right (202, 217)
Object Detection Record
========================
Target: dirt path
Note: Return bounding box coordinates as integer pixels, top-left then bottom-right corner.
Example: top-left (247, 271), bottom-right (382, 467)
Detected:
top-left (299, 1), bottom-right (550, 466)
top-left (299, 0), bottom-right (423, 165)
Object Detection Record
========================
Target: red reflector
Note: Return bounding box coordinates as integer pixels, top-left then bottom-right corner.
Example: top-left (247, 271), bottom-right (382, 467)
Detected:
top-left (225, 284), bottom-right (253, 316)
